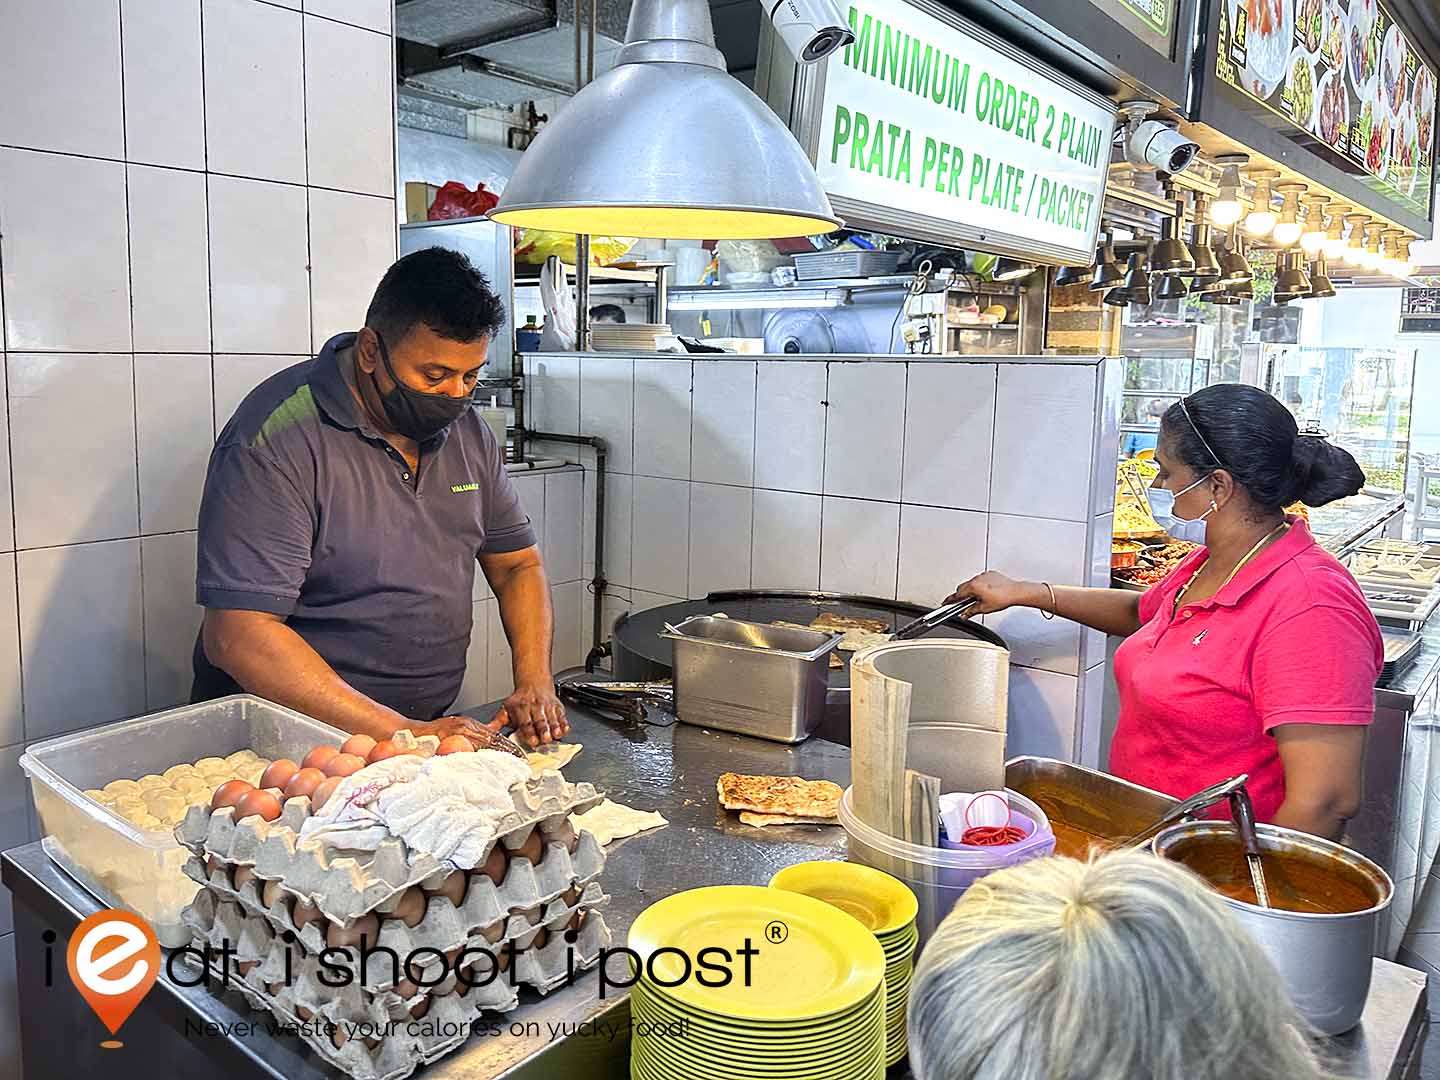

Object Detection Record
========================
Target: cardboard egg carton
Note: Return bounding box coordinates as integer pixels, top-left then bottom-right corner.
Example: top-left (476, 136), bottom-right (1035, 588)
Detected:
top-left (178, 896), bottom-right (612, 1080)
top-left (183, 829), bottom-right (606, 968)
top-left (183, 877), bottom-right (610, 994)
top-left (175, 770), bottom-right (604, 924)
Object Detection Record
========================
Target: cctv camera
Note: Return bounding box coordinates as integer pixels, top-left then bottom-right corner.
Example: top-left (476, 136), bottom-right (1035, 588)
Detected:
top-left (766, 0), bottom-right (855, 63)
top-left (1127, 119), bottom-right (1200, 174)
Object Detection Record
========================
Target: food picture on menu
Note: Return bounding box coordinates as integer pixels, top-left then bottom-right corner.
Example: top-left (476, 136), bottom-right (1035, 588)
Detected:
top-left (1296, 0), bottom-right (1323, 52)
top-left (1414, 64), bottom-right (1435, 156)
top-left (1317, 68), bottom-right (1349, 145)
top-left (1321, 0), bottom-right (1345, 71)
top-left (1287, 48), bottom-right (1317, 125)
top-left (1348, 0), bottom-right (1378, 90)
top-left (1241, 0), bottom-right (1294, 97)
top-left (1381, 25), bottom-right (1409, 114)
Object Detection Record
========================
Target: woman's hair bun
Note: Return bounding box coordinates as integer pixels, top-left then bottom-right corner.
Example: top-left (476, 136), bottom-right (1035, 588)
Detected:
top-left (1289, 434), bottom-right (1365, 507)
top-left (1161, 385), bottom-right (1367, 510)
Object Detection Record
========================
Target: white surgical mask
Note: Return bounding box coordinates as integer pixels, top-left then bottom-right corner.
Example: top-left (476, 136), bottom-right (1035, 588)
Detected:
top-left (1146, 472), bottom-right (1215, 544)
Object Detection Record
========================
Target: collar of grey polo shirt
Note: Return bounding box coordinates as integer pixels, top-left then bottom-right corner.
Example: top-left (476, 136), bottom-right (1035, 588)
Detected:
top-left (310, 331), bottom-right (454, 450)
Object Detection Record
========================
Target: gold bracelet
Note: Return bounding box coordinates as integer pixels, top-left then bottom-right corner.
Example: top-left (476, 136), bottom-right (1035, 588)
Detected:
top-left (1040, 582), bottom-right (1057, 620)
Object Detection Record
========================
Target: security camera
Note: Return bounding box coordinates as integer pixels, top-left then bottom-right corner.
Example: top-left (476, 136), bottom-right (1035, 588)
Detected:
top-left (766, 0), bottom-right (855, 63)
top-left (1118, 100), bottom-right (1201, 174)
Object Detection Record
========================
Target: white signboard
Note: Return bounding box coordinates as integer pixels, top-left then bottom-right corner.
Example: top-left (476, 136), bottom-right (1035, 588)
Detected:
top-left (810, 0), bottom-right (1117, 263)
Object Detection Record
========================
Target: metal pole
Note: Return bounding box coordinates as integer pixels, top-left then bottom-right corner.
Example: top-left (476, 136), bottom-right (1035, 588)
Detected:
top-left (654, 264), bottom-right (669, 326)
top-left (573, 0), bottom-right (582, 92)
top-left (587, 0), bottom-right (596, 85)
top-left (575, 236), bottom-right (592, 352)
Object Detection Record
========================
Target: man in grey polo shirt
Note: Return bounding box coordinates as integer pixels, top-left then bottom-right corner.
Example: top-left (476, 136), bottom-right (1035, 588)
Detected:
top-left (192, 248), bottom-right (567, 749)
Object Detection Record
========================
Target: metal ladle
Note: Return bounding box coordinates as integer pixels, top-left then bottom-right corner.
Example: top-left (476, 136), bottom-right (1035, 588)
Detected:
top-left (1229, 787), bottom-right (1271, 909)
top-left (1118, 773), bottom-right (1252, 850)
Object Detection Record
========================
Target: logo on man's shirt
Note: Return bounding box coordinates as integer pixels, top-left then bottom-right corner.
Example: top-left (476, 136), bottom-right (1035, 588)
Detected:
top-left (451, 482), bottom-right (480, 494)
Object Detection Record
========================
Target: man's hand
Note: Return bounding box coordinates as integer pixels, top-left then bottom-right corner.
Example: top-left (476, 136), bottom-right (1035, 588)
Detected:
top-left (495, 682), bottom-right (569, 748)
top-left (403, 715), bottom-right (526, 758)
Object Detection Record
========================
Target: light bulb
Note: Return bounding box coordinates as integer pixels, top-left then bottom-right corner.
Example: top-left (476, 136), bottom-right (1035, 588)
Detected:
top-left (1210, 154), bottom-right (1248, 227)
top-left (1344, 214), bottom-right (1371, 266)
top-left (1270, 183), bottom-right (1306, 247)
top-left (1322, 204), bottom-right (1351, 261)
top-left (1244, 170), bottom-right (1278, 237)
top-left (1299, 195), bottom-right (1329, 254)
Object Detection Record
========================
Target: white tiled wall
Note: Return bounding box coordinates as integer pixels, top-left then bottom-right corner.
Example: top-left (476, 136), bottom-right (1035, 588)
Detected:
top-left (0, 3), bottom-right (397, 1068)
top-left (526, 354), bottom-right (1121, 764)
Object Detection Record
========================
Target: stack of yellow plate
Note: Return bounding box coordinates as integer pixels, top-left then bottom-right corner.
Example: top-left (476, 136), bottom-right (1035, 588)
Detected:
top-left (629, 885), bottom-right (886, 1080)
top-left (770, 861), bottom-right (920, 1067)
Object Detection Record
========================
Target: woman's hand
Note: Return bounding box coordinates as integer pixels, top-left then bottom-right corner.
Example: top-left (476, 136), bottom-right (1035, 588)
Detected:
top-left (944, 571), bottom-right (1035, 614)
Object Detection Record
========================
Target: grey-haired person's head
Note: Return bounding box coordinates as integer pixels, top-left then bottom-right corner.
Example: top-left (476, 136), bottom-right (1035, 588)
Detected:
top-left (908, 851), bottom-right (1333, 1080)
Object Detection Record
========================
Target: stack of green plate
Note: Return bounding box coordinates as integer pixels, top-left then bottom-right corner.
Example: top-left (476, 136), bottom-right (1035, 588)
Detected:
top-left (629, 885), bottom-right (887, 1080)
top-left (770, 861), bottom-right (920, 1067)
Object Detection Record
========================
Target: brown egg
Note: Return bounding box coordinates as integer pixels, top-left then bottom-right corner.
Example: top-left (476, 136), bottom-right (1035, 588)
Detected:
top-left (235, 789), bottom-right (283, 823)
top-left (364, 1037), bottom-right (381, 1051)
top-left (262, 879), bottom-right (285, 910)
top-left (283, 767), bottom-right (326, 801)
top-left (302, 745), bottom-right (340, 772)
top-left (326, 913), bottom-right (381, 952)
top-left (367, 739), bottom-right (408, 764)
top-left (567, 910), bottom-right (585, 932)
top-left (205, 854), bottom-right (224, 877)
top-left (394, 977), bottom-right (419, 999)
top-left (518, 904), bottom-right (543, 925)
top-left (211, 779), bottom-right (254, 812)
top-left (265, 981), bottom-right (282, 996)
top-left (232, 865), bottom-right (257, 892)
top-left (497, 947), bottom-right (511, 973)
top-left (408, 996), bottom-right (430, 1020)
top-left (295, 1004), bottom-right (314, 1022)
top-left (311, 776), bottom-right (343, 812)
top-left (293, 900), bottom-right (324, 932)
top-left (236, 960), bottom-right (258, 976)
top-left (561, 885), bottom-right (581, 906)
top-left (341, 734), bottom-right (377, 759)
top-left (516, 830), bottom-right (543, 865)
top-left (389, 887), bottom-right (426, 929)
top-left (436, 735), bottom-right (475, 756)
top-left (259, 758), bottom-right (299, 792)
top-left (476, 845), bottom-right (508, 887)
top-left (479, 920), bottom-right (505, 944)
top-left (330, 1025), bottom-right (348, 1050)
top-left (324, 753), bottom-right (366, 778)
top-left (443, 947), bottom-right (463, 973)
top-left (424, 870), bottom-right (467, 907)
top-left (532, 929), bottom-right (549, 950)
top-left (549, 821), bottom-right (579, 853)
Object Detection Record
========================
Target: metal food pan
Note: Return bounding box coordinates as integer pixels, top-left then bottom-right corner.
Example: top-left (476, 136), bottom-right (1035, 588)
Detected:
top-left (660, 615), bottom-right (842, 743)
top-left (1004, 756), bottom-right (1178, 857)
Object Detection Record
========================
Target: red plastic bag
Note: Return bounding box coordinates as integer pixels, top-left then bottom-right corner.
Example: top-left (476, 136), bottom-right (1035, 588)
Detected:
top-left (427, 181), bottom-right (500, 220)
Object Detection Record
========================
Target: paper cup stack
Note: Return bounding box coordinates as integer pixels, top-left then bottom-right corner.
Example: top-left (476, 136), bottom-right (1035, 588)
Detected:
top-left (770, 861), bottom-right (919, 1067)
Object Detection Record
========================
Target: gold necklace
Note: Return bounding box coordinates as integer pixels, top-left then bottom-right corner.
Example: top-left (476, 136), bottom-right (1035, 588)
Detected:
top-left (1173, 521), bottom-right (1290, 613)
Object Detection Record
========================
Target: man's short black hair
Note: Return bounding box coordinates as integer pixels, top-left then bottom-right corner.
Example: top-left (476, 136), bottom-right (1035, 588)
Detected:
top-left (365, 247), bottom-right (506, 345)
top-left (589, 303), bottom-right (627, 324)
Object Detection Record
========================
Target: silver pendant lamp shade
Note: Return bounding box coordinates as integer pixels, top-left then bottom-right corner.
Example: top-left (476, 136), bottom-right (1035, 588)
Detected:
top-left (490, 0), bottom-right (843, 239)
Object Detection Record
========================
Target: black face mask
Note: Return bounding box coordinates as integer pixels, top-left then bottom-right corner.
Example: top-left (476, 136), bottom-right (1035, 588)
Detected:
top-left (370, 332), bottom-right (472, 442)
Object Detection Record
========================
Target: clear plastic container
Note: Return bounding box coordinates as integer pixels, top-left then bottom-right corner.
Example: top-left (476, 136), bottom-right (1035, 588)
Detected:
top-left (839, 785), bottom-right (1055, 945)
top-left (19, 695), bottom-right (346, 945)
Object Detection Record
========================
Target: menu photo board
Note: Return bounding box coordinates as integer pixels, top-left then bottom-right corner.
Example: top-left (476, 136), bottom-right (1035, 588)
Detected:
top-left (792, 0), bottom-right (1117, 264)
top-left (1214, 0), bottom-right (1436, 221)
top-left (1084, 0), bottom-right (1176, 56)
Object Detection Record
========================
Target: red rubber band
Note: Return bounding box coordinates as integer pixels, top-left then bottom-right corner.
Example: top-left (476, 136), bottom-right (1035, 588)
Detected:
top-left (960, 792), bottom-right (1026, 846)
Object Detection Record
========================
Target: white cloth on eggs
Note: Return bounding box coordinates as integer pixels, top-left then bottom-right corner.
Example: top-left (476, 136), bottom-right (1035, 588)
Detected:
top-left (299, 750), bottom-right (531, 867)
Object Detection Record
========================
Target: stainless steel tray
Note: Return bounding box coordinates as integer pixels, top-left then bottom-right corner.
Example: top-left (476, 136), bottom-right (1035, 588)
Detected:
top-left (1005, 756), bottom-right (1178, 858)
top-left (660, 615), bottom-right (842, 743)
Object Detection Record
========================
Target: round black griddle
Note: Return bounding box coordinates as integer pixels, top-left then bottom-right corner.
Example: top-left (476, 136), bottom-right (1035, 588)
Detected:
top-left (610, 590), bottom-right (1006, 746)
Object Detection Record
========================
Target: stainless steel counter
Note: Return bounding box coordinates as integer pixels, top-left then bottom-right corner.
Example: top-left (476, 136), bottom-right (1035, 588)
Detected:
top-left (0, 705), bottom-right (1426, 1079)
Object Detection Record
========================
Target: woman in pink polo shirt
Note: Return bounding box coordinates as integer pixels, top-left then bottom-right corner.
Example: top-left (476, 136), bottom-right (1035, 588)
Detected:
top-left (950, 384), bottom-right (1382, 840)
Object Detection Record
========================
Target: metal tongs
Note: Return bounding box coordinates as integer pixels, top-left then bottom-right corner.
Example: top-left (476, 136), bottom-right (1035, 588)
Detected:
top-left (557, 678), bottom-right (676, 726)
top-left (1118, 773), bottom-right (1251, 849)
top-left (892, 597), bottom-right (981, 641)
